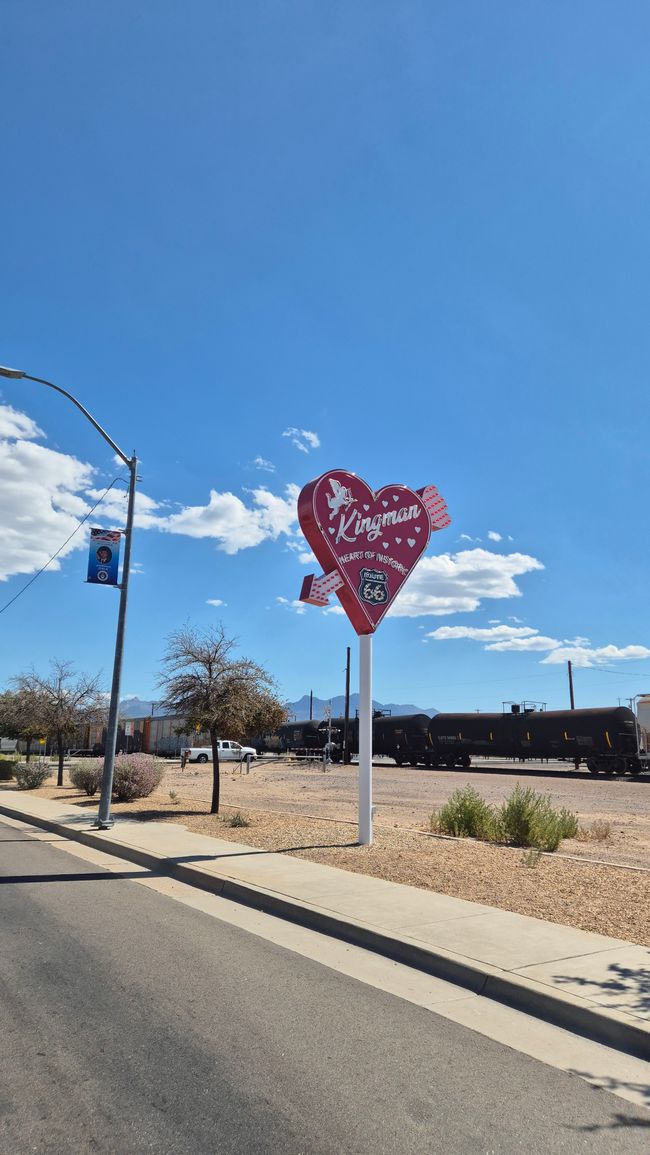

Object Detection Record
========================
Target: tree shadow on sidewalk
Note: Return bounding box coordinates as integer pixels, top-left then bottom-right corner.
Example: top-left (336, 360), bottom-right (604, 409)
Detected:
top-left (554, 961), bottom-right (650, 1018)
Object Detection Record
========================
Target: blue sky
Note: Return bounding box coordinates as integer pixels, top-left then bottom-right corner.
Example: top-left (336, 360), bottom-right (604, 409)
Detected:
top-left (1, 1), bottom-right (649, 714)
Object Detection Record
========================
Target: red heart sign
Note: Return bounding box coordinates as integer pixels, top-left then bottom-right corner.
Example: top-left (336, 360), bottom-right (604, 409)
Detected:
top-left (298, 469), bottom-right (450, 635)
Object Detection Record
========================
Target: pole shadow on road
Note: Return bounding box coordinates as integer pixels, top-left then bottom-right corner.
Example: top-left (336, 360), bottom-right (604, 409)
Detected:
top-left (0, 870), bottom-right (149, 884)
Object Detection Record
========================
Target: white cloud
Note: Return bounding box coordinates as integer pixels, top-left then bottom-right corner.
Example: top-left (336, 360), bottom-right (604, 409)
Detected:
top-left (276, 595), bottom-right (306, 615)
top-left (0, 405), bottom-right (44, 440)
top-left (389, 549), bottom-right (544, 618)
top-left (323, 604), bottom-right (345, 615)
top-left (427, 622), bottom-right (650, 667)
top-left (427, 624), bottom-right (562, 653)
top-left (0, 422), bottom-right (95, 581)
top-left (487, 635), bottom-right (563, 652)
top-left (206, 598), bottom-right (226, 607)
top-left (85, 485), bottom-right (164, 530)
top-left (428, 625), bottom-right (539, 642)
top-left (286, 539), bottom-right (317, 565)
top-left (0, 402), bottom-right (306, 582)
top-left (0, 404), bottom-right (166, 582)
top-left (487, 530), bottom-right (502, 542)
top-left (160, 483), bottom-right (299, 554)
top-left (252, 456), bottom-right (276, 473)
top-left (541, 644), bottom-right (650, 668)
top-left (282, 427), bottom-right (321, 454)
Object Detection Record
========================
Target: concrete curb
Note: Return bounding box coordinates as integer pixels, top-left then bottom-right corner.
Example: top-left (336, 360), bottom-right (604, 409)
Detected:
top-left (2, 797), bottom-right (649, 1063)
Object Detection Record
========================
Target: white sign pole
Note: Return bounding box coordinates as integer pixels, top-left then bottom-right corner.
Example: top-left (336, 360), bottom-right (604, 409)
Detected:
top-left (358, 633), bottom-right (373, 845)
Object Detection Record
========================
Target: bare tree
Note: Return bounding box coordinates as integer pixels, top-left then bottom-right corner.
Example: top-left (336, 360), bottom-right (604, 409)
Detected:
top-left (15, 661), bottom-right (107, 786)
top-left (158, 624), bottom-right (286, 814)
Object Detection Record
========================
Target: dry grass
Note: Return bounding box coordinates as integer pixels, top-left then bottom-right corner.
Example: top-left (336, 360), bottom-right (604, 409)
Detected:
top-left (17, 781), bottom-right (650, 947)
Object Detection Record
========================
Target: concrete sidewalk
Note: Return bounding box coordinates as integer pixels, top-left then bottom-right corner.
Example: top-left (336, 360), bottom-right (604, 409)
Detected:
top-left (2, 789), bottom-right (649, 1060)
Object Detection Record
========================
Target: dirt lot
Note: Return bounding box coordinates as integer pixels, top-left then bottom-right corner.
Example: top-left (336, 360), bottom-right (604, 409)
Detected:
top-left (10, 754), bottom-right (649, 947)
top-left (168, 754), bottom-right (650, 870)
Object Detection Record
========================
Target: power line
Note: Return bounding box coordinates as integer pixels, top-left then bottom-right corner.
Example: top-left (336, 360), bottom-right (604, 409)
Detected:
top-left (421, 666), bottom-right (650, 692)
top-left (0, 476), bottom-right (128, 618)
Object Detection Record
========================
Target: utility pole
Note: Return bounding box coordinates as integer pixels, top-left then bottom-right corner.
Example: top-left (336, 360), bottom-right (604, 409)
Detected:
top-left (343, 646), bottom-right (351, 765)
top-left (309, 690), bottom-right (313, 721)
top-left (568, 660), bottom-right (579, 770)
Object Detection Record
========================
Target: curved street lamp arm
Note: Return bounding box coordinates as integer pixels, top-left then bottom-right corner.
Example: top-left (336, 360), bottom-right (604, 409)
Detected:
top-left (23, 373), bottom-right (131, 466)
top-left (0, 361), bottom-right (137, 827)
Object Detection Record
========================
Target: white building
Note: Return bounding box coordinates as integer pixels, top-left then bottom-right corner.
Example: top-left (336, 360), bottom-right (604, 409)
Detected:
top-left (637, 695), bottom-right (650, 749)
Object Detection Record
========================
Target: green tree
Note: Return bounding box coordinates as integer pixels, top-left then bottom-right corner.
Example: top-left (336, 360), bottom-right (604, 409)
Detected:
top-left (239, 685), bottom-right (288, 748)
top-left (158, 624), bottom-right (286, 814)
top-left (0, 688), bottom-right (47, 762)
top-left (15, 661), bottom-right (106, 786)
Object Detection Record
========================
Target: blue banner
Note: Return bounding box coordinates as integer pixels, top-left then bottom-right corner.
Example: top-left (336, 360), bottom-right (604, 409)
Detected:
top-left (87, 528), bottom-right (121, 586)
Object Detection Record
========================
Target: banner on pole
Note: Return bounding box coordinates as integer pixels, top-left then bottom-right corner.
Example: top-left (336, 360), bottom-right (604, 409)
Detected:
top-left (87, 528), bottom-right (122, 586)
top-left (297, 470), bottom-right (451, 635)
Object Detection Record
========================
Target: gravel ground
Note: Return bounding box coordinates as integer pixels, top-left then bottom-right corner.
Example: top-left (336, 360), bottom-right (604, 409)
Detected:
top-left (166, 755), bottom-right (650, 870)
top-left (15, 755), bottom-right (650, 946)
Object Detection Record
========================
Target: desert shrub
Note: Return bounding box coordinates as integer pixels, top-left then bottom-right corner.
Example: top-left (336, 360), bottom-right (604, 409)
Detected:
top-left (226, 810), bottom-right (250, 828)
top-left (499, 784), bottom-right (578, 852)
top-left (556, 808), bottom-right (580, 840)
top-left (69, 759), bottom-right (103, 796)
top-left (0, 759), bottom-right (18, 781)
top-left (14, 763), bottom-right (51, 790)
top-left (436, 786), bottom-right (498, 840)
top-left (589, 819), bottom-right (612, 842)
top-left (111, 754), bottom-right (165, 802)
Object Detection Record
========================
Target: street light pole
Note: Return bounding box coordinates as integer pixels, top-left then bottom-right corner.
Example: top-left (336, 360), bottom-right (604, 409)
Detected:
top-left (97, 453), bottom-right (137, 827)
top-left (0, 364), bottom-right (136, 828)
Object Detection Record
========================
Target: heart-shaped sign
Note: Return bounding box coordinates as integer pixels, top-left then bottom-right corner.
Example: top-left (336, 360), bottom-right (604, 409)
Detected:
top-left (298, 469), bottom-right (449, 634)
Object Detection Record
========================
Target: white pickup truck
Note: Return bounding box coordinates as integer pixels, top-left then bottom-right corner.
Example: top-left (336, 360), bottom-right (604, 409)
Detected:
top-left (181, 740), bottom-right (257, 765)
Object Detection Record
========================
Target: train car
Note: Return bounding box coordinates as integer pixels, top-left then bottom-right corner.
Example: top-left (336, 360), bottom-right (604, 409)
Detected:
top-left (276, 720), bottom-right (323, 753)
top-left (373, 714), bottom-right (431, 765)
top-left (316, 717), bottom-right (355, 761)
top-left (314, 713), bottom-right (431, 764)
top-left (427, 706), bottom-right (643, 775)
top-left (426, 713), bottom-right (508, 768)
top-left (261, 704), bottom-right (645, 776)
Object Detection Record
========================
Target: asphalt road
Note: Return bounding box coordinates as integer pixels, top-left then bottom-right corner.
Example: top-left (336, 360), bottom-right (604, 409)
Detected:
top-left (1, 821), bottom-right (649, 1154)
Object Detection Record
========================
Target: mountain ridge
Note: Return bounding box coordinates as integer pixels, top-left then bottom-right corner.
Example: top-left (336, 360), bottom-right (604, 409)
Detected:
top-left (119, 694), bottom-right (438, 720)
top-left (286, 693), bottom-right (438, 721)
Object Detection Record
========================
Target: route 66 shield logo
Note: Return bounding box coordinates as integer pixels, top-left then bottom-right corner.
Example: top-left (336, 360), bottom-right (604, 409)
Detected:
top-left (359, 568), bottom-right (389, 606)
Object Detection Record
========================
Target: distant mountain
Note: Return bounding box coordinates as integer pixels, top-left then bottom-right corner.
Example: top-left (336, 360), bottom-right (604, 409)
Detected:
top-left (287, 694), bottom-right (438, 721)
top-left (119, 697), bottom-right (155, 718)
top-left (119, 694), bottom-right (438, 723)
